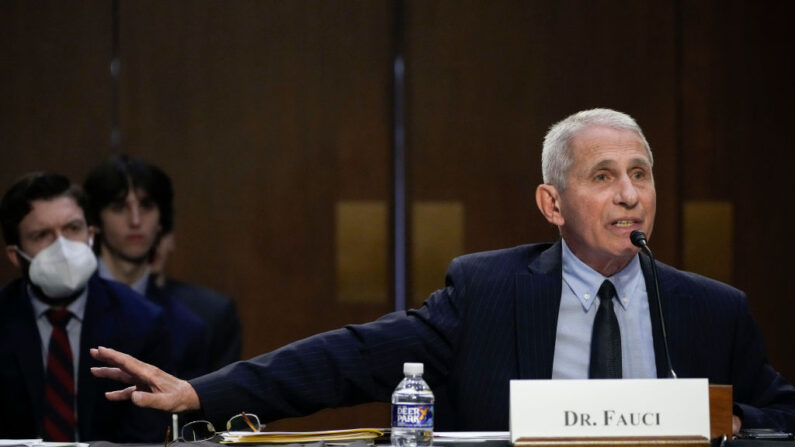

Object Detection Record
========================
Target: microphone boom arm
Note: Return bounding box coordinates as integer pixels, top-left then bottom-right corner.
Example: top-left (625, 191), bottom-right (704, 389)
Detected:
top-left (631, 230), bottom-right (678, 379)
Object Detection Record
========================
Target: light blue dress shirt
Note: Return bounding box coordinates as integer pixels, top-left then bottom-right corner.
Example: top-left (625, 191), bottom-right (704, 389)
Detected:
top-left (551, 239), bottom-right (657, 379)
top-left (97, 257), bottom-right (150, 296)
top-left (30, 286), bottom-right (88, 387)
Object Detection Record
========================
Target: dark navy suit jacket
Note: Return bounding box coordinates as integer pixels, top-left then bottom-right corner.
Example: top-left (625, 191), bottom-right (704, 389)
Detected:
top-left (191, 242), bottom-right (795, 432)
top-left (160, 278), bottom-right (241, 371)
top-left (0, 274), bottom-right (172, 442)
top-left (146, 278), bottom-right (210, 379)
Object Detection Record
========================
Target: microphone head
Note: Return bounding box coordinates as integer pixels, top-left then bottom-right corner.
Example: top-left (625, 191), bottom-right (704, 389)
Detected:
top-left (630, 230), bottom-right (647, 248)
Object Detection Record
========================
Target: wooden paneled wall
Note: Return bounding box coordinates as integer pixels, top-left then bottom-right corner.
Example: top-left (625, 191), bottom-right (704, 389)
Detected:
top-left (680, 0), bottom-right (795, 390)
top-left (0, 0), bottom-right (792, 430)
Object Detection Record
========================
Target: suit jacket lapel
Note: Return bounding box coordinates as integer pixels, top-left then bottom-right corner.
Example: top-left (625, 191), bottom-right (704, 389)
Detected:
top-left (516, 242), bottom-right (563, 379)
top-left (514, 247), bottom-right (682, 380)
top-left (7, 279), bottom-right (46, 433)
top-left (640, 253), bottom-right (680, 378)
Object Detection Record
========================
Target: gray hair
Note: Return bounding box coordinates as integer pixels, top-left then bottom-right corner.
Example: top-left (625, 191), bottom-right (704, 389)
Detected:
top-left (541, 108), bottom-right (653, 190)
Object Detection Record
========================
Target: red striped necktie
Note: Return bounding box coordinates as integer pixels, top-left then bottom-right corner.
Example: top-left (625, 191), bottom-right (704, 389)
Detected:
top-left (43, 308), bottom-right (76, 441)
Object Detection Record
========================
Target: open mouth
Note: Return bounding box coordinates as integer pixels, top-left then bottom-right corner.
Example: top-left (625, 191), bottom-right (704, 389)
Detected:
top-left (612, 219), bottom-right (639, 228)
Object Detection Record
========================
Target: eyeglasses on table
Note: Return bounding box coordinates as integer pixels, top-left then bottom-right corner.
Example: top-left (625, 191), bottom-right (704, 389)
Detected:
top-left (165, 411), bottom-right (262, 446)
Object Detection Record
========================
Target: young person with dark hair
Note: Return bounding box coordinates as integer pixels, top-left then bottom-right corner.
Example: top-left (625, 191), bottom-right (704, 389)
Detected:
top-left (84, 155), bottom-right (240, 376)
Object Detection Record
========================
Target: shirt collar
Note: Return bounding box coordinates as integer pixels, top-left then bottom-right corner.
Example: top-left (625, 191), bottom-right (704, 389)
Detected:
top-left (561, 238), bottom-right (643, 312)
top-left (97, 257), bottom-right (150, 296)
top-left (29, 284), bottom-right (88, 323)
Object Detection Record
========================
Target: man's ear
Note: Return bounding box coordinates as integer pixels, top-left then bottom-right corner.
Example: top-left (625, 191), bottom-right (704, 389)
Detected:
top-left (87, 225), bottom-right (99, 251)
top-left (535, 184), bottom-right (565, 226)
top-left (5, 246), bottom-right (21, 269)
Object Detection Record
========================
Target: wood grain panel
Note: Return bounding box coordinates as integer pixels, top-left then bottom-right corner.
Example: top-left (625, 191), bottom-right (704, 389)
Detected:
top-left (118, 0), bottom-right (393, 429)
top-left (405, 0), bottom-right (678, 296)
top-left (411, 201), bottom-right (464, 307)
top-left (681, 0), bottom-right (795, 381)
top-left (0, 0), bottom-right (112, 282)
top-left (336, 200), bottom-right (388, 305)
top-left (683, 201), bottom-right (733, 283)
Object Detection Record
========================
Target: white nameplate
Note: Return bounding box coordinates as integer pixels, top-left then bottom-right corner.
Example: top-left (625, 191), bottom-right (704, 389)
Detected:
top-left (510, 379), bottom-right (710, 442)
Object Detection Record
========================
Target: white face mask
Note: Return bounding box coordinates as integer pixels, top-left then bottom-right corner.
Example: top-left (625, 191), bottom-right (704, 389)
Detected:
top-left (16, 236), bottom-right (98, 298)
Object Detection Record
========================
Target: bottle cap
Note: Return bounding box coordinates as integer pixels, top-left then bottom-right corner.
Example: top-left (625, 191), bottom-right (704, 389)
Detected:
top-left (404, 362), bottom-right (424, 375)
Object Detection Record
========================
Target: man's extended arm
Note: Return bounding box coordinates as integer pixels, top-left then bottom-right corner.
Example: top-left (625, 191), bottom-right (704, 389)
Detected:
top-left (90, 346), bottom-right (201, 412)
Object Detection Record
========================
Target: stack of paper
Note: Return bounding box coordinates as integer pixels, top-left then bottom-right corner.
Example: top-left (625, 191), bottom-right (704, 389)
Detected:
top-left (220, 428), bottom-right (383, 444)
top-left (433, 432), bottom-right (511, 442)
top-left (0, 441), bottom-right (88, 447)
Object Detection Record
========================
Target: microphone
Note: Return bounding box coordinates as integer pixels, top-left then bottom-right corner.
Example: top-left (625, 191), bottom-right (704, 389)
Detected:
top-left (630, 230), bottom-right (678, 379)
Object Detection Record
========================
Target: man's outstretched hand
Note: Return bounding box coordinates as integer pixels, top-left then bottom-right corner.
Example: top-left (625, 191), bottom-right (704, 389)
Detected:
top-left (90, 346), bottom-right (201, 413)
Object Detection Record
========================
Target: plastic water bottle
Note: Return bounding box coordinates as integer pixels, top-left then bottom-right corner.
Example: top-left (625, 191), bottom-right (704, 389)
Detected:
top-left (391, 362), bottom-right (434, 447)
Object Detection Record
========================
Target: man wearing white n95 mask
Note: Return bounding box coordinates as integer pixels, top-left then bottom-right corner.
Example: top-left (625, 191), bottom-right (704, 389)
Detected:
top-left (14, 235), bottom-right (97, 300)
top-left (0, 172), bottom-right (172, 442)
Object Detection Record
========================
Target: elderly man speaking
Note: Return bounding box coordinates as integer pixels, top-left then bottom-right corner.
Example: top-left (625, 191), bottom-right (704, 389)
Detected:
top-left (91, 108), bottom-right (795, 435)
